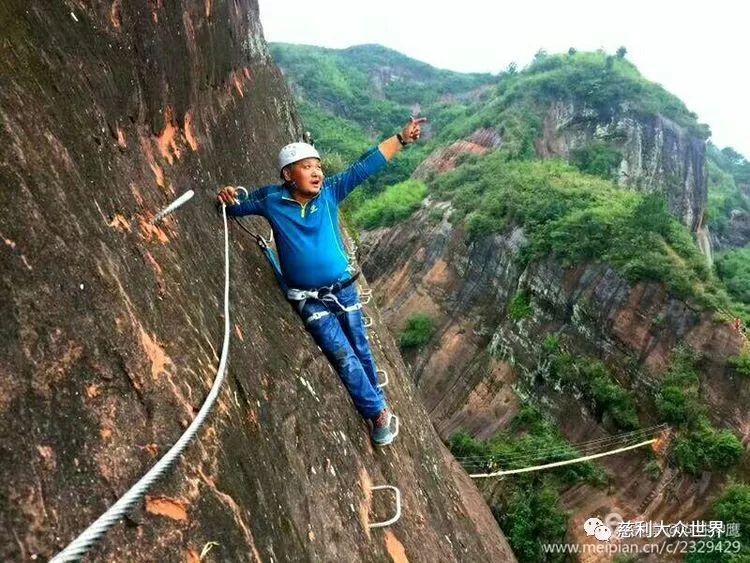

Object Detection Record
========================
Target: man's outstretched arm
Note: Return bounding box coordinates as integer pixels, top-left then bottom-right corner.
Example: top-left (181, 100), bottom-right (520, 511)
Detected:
top-left (328, 117), bottom-right (427, 203)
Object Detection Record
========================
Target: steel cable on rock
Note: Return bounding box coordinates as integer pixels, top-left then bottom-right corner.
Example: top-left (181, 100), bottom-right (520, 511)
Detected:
top-left (51, 204), bottom-right (234, 562)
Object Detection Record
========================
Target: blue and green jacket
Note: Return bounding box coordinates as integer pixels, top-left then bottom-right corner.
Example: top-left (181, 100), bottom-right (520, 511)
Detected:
top-left (227, 147), bottom-right (387, 289)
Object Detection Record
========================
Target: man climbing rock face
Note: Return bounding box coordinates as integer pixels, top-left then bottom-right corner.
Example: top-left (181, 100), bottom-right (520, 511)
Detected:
top-left (217, 117), bottom-right (426, 446)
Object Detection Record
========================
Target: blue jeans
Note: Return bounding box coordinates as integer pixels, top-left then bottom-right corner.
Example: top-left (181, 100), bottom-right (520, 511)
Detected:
top-left (297, 284), bottom-right (385, 419)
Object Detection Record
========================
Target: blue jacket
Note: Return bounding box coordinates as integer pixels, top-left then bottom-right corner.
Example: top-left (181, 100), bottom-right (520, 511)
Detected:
top-left (227, 147), bottom-right (388, 289)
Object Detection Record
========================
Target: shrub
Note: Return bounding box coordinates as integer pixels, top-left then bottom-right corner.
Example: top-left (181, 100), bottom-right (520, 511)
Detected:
top-left (715, 247), bottom-right (750, 304)
top-left (550, 355), bottom-right (639, 430)
top-left (508, 291), bottom-right (533, 321)
top-left (502, 485), bottom-right (568, 562)
top-left (712, 484), bottom-right (750, 544)
top-left (686, 483), bottom-right (750, 561)
top-left (656, 363), bottom-right (704, 426)
top-left (645, 459), bottom-right (662, 481)
top-left (657, 348), bottom-right (744, 475)
top-left (570, 141), bottom-right (622, 180)
top-left (398, 313), bottom-right (436, 349)
top-left (728, 351), bottom-right (750, 377)
top-left (672, 425), bottom-right (744, 476)
top-left (427, 207), bottom-right (445, 224)
top-left (542, 334), bottom-right (560, 353)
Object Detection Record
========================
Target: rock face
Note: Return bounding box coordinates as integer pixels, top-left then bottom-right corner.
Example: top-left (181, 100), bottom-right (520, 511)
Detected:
top-left (361, 199), bottom-right (748, 538)
top-left (0, 2), bottom-right (514, 561)
top-left (717, 209), bottom-right (750, 249)
top-left (536, 101), bottom-right (708, 232)
top-left (412, 128), bottom-right (502, 179)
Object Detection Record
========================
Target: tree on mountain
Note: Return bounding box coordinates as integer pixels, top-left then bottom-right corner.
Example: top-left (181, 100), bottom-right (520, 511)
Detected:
top-left (616, 46), bottom-right (628, 59)
top-left (533, 49), bottom-right (548, 63)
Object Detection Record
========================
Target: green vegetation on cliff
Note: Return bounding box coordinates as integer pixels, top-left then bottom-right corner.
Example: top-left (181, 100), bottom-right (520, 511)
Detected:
top-left (437, 49), bottom-right (711, 151)
top-left (715, 247), bottom-right (750, 304)
top-left (351, 179), bottom-right (427, 229)
top-left (513, 50), bottom-right (710, 137)
top-left (431, 154), bottom-right (730, 309)
top-left (686, 483), bottom-right (750, 562)
top-left (706, 143), bottom-right (750, 239)
top-left (656, 349), bottom-right (744, 475)
top-left (271, 43), bottom-right (494, 189)
top-left (271, 43), bottom-right (494, 115)
top-left (398, 312), bottom-right (437, 349)
top-left (508, 290), bottom-right (533, 321)
top-left (548, 353), bottom-right (640, 431)
top-left (728, 350), bottom-right (750, 378)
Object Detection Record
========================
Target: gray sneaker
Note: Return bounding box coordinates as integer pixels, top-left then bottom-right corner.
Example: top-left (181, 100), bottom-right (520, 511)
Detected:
top-left (371, 409), bottom-right (398, 446)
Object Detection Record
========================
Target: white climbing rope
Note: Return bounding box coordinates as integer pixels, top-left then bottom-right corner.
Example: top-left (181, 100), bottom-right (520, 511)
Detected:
top-left (51, 203), bottom-right (233, 562)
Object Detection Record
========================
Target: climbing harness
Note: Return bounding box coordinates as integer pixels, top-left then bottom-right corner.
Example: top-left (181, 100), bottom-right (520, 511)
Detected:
top-left (51, 197), bottom-right (235, 562)
top-left (285, 273), bottom-right (364, 326)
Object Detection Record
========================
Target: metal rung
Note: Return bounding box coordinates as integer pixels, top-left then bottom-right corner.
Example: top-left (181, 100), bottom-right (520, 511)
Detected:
top-left (360, 294), bottom-right (372, 305)
top-left (363, 315), bottom-right (373, 328)
top-left (377, 369), bottom-right (389, 388)
top-left (391, 414), bottom-right (399, 440)
top-left (360, 288), bottom-right (373, 297)
top-left (368, 485), bottom-right (402, 529)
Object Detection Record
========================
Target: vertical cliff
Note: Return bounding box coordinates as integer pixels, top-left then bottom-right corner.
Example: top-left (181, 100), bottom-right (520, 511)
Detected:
top-left (0, 2), bottom-right (514, 561)
top-left (361, 198), bottom-right (748, 543)
top-left (536, 101), bottom-right (708, 232)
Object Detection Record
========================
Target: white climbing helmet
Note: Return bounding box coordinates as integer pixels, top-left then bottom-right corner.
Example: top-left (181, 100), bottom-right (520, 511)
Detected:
top-left (278, 142), bottom-right (320, 172)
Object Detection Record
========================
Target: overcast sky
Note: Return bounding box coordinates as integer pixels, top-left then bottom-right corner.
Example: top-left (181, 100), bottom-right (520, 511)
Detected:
top-left (258, 0), bottom-right (749, 158)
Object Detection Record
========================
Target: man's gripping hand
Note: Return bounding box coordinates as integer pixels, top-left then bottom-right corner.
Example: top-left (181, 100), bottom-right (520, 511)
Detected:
top-left (217, 186), bottom-right (239, 206)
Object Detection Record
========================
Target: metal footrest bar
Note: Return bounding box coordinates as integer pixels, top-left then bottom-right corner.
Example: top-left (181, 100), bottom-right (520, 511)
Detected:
top-left (377, 369), bottom-right (388, 388)
top-left (368, 485), bottom-right (402, 529)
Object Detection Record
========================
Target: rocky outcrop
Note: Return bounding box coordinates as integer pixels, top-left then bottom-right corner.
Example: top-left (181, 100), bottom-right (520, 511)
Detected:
top-left (716, 209), bottom-right (750, 249)
top-left (412, 129), bottom-right (502, 179)
top-left (536, 101), bottom-right (708, 232)
top-left (0, 2), bottom-right (514, 561)
top-left (361, 199), bottom-right (748, 539)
